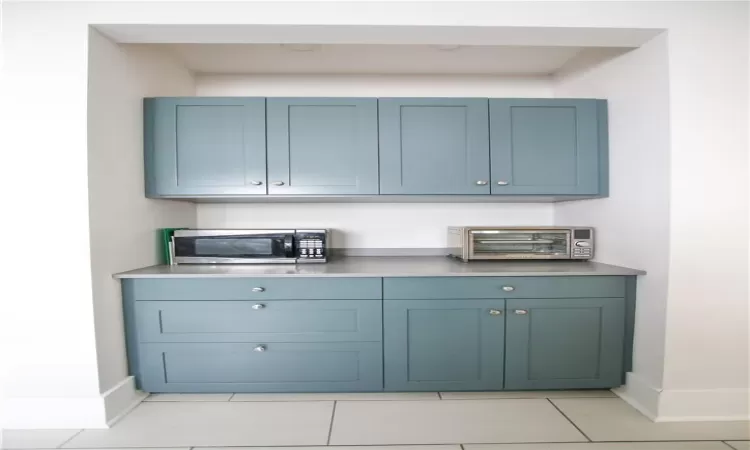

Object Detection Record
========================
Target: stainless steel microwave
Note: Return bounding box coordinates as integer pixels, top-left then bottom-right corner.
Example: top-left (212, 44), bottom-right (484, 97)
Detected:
top-left (448, 226), bottom-right (594, 261)
top-left (171, 229), bottom-right (329, 264)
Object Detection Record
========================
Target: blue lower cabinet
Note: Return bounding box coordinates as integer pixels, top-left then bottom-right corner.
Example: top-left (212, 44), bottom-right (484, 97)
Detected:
top-left (384, 299), bottom-right (505, 391)
top-left (139, 341), bottom-right (383, 393)
top-left (136, 300), bottom-right (382, 343)
top-left (505, 297), bottom-right (625, 389)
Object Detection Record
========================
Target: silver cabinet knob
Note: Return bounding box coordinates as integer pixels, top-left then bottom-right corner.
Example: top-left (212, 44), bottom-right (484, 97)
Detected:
top-left (489, 309), bottom-right (503, 316)
top-left (250, 181), bottom-right (263, 186)
top-left (502, 286), bottom-right (515, 292)
top-left (514, 309), bottom-right (528, 315)
top-left (271, 181), bottom-right (285, 186)
top-left (252, 304), bottom-right (265, 310)
top-left (253, 345), bottom-right (267, 352)
top-left (496, 181), bottom-right (509, 186)
top-left (475, 180), bottom-right (488, 185)
top-left (252, 287), bottom-right (265, 292)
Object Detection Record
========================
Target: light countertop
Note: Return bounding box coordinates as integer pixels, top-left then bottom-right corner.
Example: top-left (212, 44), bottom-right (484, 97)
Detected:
top-left (114, 257), bottom-right (645, 278)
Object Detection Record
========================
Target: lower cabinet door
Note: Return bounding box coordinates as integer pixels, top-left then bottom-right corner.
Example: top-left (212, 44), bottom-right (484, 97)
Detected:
top-left (505, 297), bottom-right (625, 390)
top-left (384, 299), bottom-right (505, 391)
top-left (139, 342), bottom-right (383, 393)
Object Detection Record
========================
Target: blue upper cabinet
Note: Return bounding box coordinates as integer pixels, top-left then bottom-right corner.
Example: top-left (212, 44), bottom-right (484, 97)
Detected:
top-left (379, 98), bottom-right (491, 194)
top-left (144, 98), bottom-right (267, 197)
top-left (267, 98), bottom-right (379, 195)
top-left (490, 99), bottom-right (608, 195)
top-left (144, 97), bottom-right (608, 200)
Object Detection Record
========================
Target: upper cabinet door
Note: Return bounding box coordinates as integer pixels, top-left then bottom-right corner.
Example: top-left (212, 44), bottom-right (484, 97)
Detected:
top-left (144, 98), bottom-right (267, 197)
top-left (267, 98), bottom-right (379, 195)
top-left (490, 99), bottom-right (606, 195)
top-left (379, 98), bottom-right (490, 194)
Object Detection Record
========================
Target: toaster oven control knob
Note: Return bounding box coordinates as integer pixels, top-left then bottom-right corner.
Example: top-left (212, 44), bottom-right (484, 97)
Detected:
top-left (271, 181), bottom-right (285, 186)
top-left (252, 304), bottom-right (265, 310)
top-left (575, 242), bottom-right (591, 247)
top-left (501, 286), bottom-right (515, 292)
top-left (253, 345), bottom-right (267, 352)
top-left (475, 180), bottom-right (488, 185)
top-left (496, 180), bottom-right (509, 186)
top-left (252, 287), bottom-right (265, 292)
top-left (250, 181), bottom-right (263, 186)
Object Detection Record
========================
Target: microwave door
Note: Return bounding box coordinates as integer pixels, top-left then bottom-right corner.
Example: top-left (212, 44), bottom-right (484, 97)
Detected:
top-left (173, 233), bottom-right (295, 263)
top-left (468, 230), bottom-right (571, 259)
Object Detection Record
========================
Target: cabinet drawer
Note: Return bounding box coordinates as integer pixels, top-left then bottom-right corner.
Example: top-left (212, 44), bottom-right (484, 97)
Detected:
top-left (136, 300), bottom-right (382, 343)
top-left (139, 342), bottom-right (383, 393)
top-left (128, 277), bottom-right (382, 300)
top-left (384, 276), bottom-right (625, 299)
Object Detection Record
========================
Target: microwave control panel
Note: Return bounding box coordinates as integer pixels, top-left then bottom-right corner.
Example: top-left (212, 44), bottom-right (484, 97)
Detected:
top-left (295, 232), bottom-right (327, 262)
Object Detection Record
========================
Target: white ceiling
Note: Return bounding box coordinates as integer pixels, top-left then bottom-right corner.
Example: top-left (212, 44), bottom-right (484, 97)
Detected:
top-left (157, 44), bottom-right (595, 75)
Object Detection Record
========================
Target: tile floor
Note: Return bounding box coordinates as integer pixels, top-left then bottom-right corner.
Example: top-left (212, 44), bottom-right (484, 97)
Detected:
top-left (2, 391), bottom-right (748, 450)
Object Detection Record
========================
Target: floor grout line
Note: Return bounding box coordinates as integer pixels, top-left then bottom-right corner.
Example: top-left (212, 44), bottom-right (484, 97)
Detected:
top-left (47, 440), bottom-right (743, 449)
top-left (326, 400), bottom-right (338, 445)
top-left (55, 429), bottom-right (83, 449)
top-left (52, 429), bottom-right (83, 448)
top-left (722, 441), bottom-right (741, 450)
top-left (546, 397), bottom-right (592, 443)
top-left (145, 396), bottom-right (614, 403)
top-left (228, 393), bottom-right (236, 401)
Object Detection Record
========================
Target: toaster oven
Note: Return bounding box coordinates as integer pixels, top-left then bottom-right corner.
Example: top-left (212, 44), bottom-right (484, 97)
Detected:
top-left (448, 227), bottom-right (594, 261)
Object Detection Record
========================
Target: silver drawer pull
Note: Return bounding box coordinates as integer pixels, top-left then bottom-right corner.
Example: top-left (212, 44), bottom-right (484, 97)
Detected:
top-left (502, 286), bottom-right (515, 292)
top-left (253, 345), bottom-right (267, 352)
top-left (250, 181), bottom-right (263, 186)
top-left (489, 309), bottom-right (503, 316)
top-left (252, 304), bottom-right (265, 310)
top-left (496, 180), bottom-right (509, 186)
top-left (252, 287), bottom-right (265, 292)
top-left (271, 181), bottom-right (285, 186)
top-left (514, 309), bottom-right (528, 315)
top-left (475, 180), bottom-right (488, 185)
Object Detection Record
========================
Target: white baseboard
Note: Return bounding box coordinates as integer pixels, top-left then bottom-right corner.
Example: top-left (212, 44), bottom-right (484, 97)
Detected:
top-left (102, 376), bottom-right (147, 426)
top-left (615, 372), bottom-right (750, 422)
top-left (3, 397), bottom-right (107, 429)
top-left (4, 376), bottom-right (146, 429)
top-left (656, 387), bottom-right (750, 422)
top-left (613, 371), bottom-right (661, 421)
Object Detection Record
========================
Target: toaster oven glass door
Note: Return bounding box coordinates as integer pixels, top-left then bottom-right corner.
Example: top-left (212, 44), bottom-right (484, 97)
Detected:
top-left (173, 233), bottom-right (295, 262)
top-left (469, 229), bottom-right (571, 259)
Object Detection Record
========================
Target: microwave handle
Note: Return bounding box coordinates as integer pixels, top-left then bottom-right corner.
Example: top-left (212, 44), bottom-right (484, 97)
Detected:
top-left (284, 234), bottom-right (295, 257)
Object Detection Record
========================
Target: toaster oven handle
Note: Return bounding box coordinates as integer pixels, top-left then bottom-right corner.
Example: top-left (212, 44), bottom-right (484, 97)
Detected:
top-left (284, 234), bottom-right (295, 258)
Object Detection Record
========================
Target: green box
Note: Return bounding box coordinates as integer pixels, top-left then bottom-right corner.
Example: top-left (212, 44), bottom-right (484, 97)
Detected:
top-left (158, 228), bottom-right (187, 265)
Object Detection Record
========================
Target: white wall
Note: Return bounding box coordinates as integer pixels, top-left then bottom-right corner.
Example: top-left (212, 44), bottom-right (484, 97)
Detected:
top-left (196, 73), bottom-right (553, 97)
top-left (553, 38), bottom-right (672, 416)
top-left (87, 31), bottom-right (197, 423)
top-left (1, 8), bottom-right (101, 429)
top-left (659, 6), bottom-right (749, 420)
top-left (554, 5), bottom-right (749, 420)
top-left (2, 1), bottom-right (748, 427)
top-left (198, 203), bottom-right (553, 249)
top-left (195, 74), bottom-right (555, 240)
